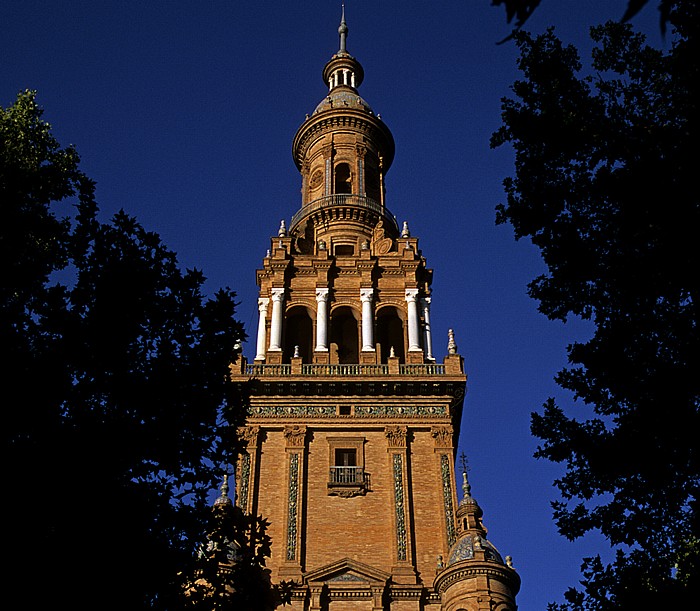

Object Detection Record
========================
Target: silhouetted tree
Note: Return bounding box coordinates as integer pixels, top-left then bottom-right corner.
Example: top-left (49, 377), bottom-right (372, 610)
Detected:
top-left (2, 90), bottom-right (253, 609)
top-left (492, 1), bottom-right (699, 608)
top-left (182, 476), bottom-right (293, 611)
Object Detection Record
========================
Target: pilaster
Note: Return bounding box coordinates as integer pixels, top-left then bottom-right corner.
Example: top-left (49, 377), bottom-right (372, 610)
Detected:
top-left (385, 425), bottom-right (417, 584)
top-left (235, 425), bottom-right (261, 515)
top-left (432, 425), bottom-right (458, 552)
top-left (280, 424), bottom-right (307, 581)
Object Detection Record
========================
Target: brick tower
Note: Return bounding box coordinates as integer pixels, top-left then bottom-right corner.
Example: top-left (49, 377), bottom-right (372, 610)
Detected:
top-left (231, 10), bottom-right (520, 610)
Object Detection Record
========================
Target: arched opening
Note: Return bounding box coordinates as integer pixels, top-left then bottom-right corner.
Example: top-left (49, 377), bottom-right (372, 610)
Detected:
top-left (376, 306), bottom-right (405, 363)
top-left (283, 306), bottom-right (313, 363)
top-left (334, 163), bottom-right (352, 194)
top-left (329, 306), bottom-right (359, 364)
top-left (364, 162), bottom-right (380, 202)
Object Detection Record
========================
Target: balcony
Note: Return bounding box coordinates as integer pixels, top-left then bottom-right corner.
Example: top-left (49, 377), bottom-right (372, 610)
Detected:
top-left (329, 465), bottom-right (366, 484)
top-left (243, 362), bottom-right (449, 377)
top-left (328, 466), bottom-right (369, 497)
top-left (290, 194), bottom-right (399, 233)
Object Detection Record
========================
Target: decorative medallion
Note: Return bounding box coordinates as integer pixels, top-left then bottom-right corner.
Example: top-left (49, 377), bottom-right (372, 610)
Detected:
top-left (309, 169), bottom-right (323, 189)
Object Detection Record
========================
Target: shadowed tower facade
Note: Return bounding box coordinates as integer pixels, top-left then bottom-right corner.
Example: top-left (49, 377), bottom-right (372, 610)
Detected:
top-left (230, 11), bottom-right (520, 611)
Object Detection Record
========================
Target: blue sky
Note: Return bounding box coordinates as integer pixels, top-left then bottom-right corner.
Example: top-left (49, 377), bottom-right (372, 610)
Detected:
top-left (1, 1), bottom-right (668, 608)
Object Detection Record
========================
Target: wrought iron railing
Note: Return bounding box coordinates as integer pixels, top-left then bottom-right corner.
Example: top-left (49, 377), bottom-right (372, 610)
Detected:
top-left (329, 466), bottom-right (366, 485)
top-left (290, 194), bottom-right (398, 232)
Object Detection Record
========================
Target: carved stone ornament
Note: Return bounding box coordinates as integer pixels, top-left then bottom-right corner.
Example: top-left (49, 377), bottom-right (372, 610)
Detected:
top-left (372, 220), bottom-right (393, 255)
top-left (240, 425), bottom-right (261, 448)
top-left (385, 425), bottom-right (408, 448)
top-left (431, 425), bottom-right (453, 448)
top-left (284, 425), bottom-right (307, 448)
top-left (309, 169), bottom-right (323, 189)
top-left (328, 487), bottom-right (367, 499)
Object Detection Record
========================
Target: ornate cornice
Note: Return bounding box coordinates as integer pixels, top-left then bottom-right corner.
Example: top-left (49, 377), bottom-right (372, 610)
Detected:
top-left (293, 111), bottom-right (394, 170)
top-left (433, 561), bottom-right (521, 595)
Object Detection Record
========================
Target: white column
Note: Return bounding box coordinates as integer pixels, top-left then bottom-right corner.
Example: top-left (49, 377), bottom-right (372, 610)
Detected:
top-left (315, 288), bottom-right (329, 352)
top-left (421, 297), bottom-right (434, 361)
top-left (268, 288), bottom-right (285, 352)
top-left (360, 288), bottom-right (375, 352)
top-left (405, 289), bottom-right (421, 352)
top-left (255, 298), bottom-right (269, 361)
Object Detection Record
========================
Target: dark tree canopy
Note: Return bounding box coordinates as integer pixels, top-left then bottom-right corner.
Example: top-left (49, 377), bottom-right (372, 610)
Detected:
top-left (1, 91), bottom-right (251, 609)
top-left (492, 1), bottom-right (698, 608)
top-left (488, 0), bottom-right (675, 41)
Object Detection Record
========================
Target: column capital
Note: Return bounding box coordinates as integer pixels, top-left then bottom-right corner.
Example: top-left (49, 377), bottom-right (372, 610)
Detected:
top-left (284, 425), bottom-right (308, 449)
top-left (360, 288), bottom-right (374, 303)
top-left (239, 425), bottom-right (261, 449)
top-left (420, 296), bottom-right (431, 307)
top-left (316, 287), bottom-right (330, 301)
top-left (271, 287), bottom-right (285, 302)
top-left (385, 425), bottom-right (408, 449)
top-left (405, 288), bottom-right (419, 302)
top-left (258, 296), bottom-right (270, 311)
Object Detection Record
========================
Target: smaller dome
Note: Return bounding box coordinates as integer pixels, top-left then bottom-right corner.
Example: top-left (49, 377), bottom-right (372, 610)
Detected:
top-left (447, 533), bottom-right (504, 566)
top-left (313, 88), bottom-right (373, 115)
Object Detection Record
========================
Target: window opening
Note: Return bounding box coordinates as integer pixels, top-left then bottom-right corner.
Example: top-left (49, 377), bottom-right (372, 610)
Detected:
top-left (334, 244), bottom-right (355, 257)
top-left (334, 163), bottom-right (352, 194)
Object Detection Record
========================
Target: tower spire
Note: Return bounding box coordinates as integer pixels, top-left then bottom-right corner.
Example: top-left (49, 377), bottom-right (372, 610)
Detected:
top-left (338, 2), bottom-right (348, 53)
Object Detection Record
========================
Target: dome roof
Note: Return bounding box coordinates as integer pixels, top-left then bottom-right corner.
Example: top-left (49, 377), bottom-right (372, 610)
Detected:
top-left (313, 87), bottom-right (374, 115)
top-left (447, 533), bottom-right (504, 566)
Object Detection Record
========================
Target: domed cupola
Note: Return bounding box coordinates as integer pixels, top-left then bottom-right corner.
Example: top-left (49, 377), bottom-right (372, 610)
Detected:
top-left (434, 471), bottom-right (521, 610)
top-left (290, 6), bottom-right (397, 257)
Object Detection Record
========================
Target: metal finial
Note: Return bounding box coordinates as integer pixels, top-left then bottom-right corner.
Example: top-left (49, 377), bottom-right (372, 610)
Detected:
top-left (338, 3), bottom-right (348, 53)
top-left (459, 452), bottom-right (472, 499)
top-left (462, 471), bottom-right (472, 499)
top-left (459, 451), bottom-right (469, 475)
top-left (214, 474), bottom-right (232, 506)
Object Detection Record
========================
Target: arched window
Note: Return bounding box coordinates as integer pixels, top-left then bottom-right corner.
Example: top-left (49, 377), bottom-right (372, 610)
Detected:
top-left (283, 306), bottom-right (313, 363)
top-left (364, 162), bottom-right (380, 202)
top-left (329, 306), bottom-right (359, 364)
top-left (376, 306), bottom-right (405, 363)
top-left (334, 162), bottom-right (352, 194)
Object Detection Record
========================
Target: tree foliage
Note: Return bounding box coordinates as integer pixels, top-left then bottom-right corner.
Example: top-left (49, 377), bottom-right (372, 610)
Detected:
top-left (488, 0), bottom-right (675, 42)
top-left (492, 1), bottom-right (699, 608)
top-left (1, 90), bottom-right (255, 609)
